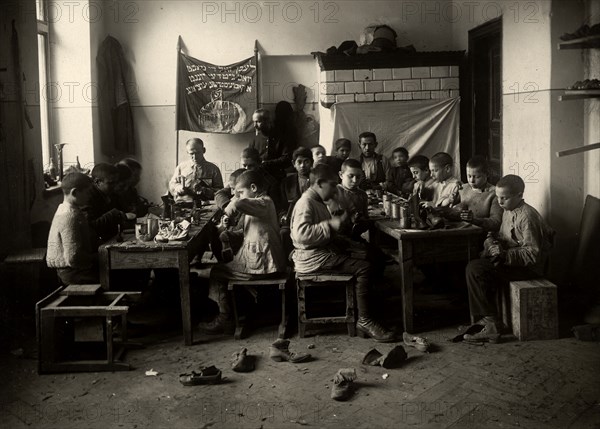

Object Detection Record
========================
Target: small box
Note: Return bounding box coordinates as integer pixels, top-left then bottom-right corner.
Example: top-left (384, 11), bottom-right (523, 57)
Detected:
top-left (510, 279), bottom-right (558, 341)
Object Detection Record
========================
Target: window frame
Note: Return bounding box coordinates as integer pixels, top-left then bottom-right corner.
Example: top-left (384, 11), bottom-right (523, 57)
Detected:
top-left (36, 0), bottom-right (55, 171)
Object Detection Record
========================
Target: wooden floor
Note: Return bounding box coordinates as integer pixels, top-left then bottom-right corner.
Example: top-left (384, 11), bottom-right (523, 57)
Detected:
top-left (1, 323), bottom-right (599, 429)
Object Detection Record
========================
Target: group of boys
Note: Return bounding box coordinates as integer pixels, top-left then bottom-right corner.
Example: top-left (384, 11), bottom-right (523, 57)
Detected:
top-left (48, 116), bottom-right (554, 344)
top-left (47, 158), bottom-right (146, 286)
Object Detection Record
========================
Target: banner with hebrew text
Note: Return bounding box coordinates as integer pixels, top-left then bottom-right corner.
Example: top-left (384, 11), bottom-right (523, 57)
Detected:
top-left (177, 53), bottom-right (256, 133)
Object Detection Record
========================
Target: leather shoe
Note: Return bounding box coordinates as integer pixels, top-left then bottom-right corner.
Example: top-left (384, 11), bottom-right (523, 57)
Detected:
top-left (269, 339), bottom-right (311, 363)
top-left (463, 323), bottom-right (500, 343)
top-left (362, 346), bottom-right (407, 368)
top-left (356, 317), bottom-right (396, 343)
top-left (331, 368), bottom-right (356, 401)
top-left (231, 347), bottom-right (255, 372)
top-left (198, 314), bottom-right (235, 335)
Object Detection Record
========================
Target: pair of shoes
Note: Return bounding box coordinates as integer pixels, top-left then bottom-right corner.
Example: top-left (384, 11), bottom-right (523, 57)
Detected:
top-left (269, 339), bottom-right (311, 363)
top-left (402, 332), bottom-right (430, 352)
top-left (362, 346), bottom-right (407, 369)
top-left (231, 347), bottom-right (255, 372)
top-left (463, 323), bottom-right (500, 343)
top-left (356, 317), bottom-right (396, 343)
top-left (179, 366), bottom-right (222, 385)
top-left (331, 368), bottom-right (357, 401)
top-left (197, 314), bottom-right (235, 335)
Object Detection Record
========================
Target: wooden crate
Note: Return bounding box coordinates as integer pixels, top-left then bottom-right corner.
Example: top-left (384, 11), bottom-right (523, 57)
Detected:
top-left (510, 279), bottom-right (558, 341)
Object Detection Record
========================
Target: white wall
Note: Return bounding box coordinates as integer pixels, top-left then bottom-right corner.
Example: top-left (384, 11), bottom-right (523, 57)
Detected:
top-left (98, 0), bottom-right (459, 202)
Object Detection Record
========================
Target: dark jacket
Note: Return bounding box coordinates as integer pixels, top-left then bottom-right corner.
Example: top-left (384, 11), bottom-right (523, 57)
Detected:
top-left (83, 185), bottom-right (123, 246)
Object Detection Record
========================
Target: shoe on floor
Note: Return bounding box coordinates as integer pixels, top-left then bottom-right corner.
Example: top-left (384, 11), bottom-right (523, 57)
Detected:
top-left (362, 346), bottom-right (407, 368)
top-left (463, 323), bottom-right (500, 343)
top-left (379, 346), bottom-right (407, 369)
top-left (362, 348), bottom-right (383, 365)
top-left (269, 339), bottom-right (311, 363)
top-left (198, 314), bottom-right (235, 335)
top-left (356, 317), bottom-right (396, 343)
top-left (403, 332), bottom-right (430, 352)
top-left (179, 366), bottom-right (222, 386)
top-left (331, 368), bottom-right (357, 401)
top-left (231, 347), bottom-right (255, 372)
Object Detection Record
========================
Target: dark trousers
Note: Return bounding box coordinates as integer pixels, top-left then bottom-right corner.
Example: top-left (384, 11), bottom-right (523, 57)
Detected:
top-left (322, 256), bottom-right (372, 318)
top-left (466, 258), bottom-right (536, 321)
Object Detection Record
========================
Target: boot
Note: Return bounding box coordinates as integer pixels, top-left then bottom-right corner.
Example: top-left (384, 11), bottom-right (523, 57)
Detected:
top-left (269, 339), bottom-right (311, 363)
top-left (197, 313), bottom-right (235, 335)
top-left (356, 317), bottom-right (396, 343)
top-left (331, 368), bottom-right (356, 401)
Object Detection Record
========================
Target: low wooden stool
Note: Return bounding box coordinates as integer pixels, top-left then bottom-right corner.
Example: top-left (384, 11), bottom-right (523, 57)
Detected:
top-left (227, 268), bottom-right (291, 340)
top-left (504, 279), bottom-right (559, 341)
top-left (36, 284), bottom-right (141, 373)
top-left (296, 273), bottom-right (356, 338)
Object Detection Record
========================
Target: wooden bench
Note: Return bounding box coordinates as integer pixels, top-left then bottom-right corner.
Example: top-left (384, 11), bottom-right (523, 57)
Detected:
top-left (296, 273), bottom-right (356, 338)
top-left (36, 284), bottom-right (141, 373)
top-left (227, 268), bottom-right (291, 340)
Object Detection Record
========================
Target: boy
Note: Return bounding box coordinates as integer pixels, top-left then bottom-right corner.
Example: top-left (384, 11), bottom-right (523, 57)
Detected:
top-left (408, 155), bottom-right (435, 202)
top-left (280, 147), bottom-right (313, 225)
top-left (453, 156), bottom-right (502, 232)
top-left (47, 172), bottom-right (97, 285)
top-left (464, 175), bottom-right (554, 342)
top-left (311, 145), bottom-right (327, 166)
top-left (84, 163), bottom-right (135, 245)
top-left (358, 131), bottom-right (391, 190)
top-left (388, 147), bottom-right (415, 197)
top-left (325, 138), bottom-right (352, 175)
top-left (116, 158), bottom-right (149, 217)
top-left (198, 170), bottom-right (287, 334)
top-left (290, 164), bottom-right (395, 342)
top-left (240, 147), bottom-right (283, 213)
top-left (213, 168), bottom-right (246, 261)
top-left (330, 159), bottom-right (369, 239)
top-left (424, 152), bottom-right (462, 208)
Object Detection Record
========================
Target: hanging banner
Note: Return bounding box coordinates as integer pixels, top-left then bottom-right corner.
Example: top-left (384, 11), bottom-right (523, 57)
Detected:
top-left (177, 53), bottom-right (257, 133)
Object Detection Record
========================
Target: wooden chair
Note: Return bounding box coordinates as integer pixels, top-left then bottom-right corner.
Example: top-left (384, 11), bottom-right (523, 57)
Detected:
top-left (227, 268), bottom-right (291, 340)
top-left (296, 273), bottom-right (356, 338)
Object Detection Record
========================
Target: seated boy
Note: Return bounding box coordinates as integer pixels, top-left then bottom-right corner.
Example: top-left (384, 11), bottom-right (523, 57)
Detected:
top-left (212, 168), bottom-right (246, 261)
top-left (290, 164), bottom-right (395, 342)
top-left (387, 147), bottom-right (415, 197)
top-left (116, 158), bottom-right (149, 217)
top-left (465, 175), bottom-right (554, 342)
top-left (452, 156), bottom-right (502, 232)
top-left (279, 147), bottom-right (313, 226)
top-left (423, 152), bottom-right (462, 208)
top-left (408, 155), bottom-right (435, 202)
top-left (198, 170), bottom-right (288, 334)
top-left (241, 147), bottom-right (283, 213)
top-left (47, 172), bottom-right (98, 285)
top-left (311, 145), bottom-right (327, 166)
top-left (84, 163), bottom-right (135, 245)
top-left (328, 159), bottom-right (369, 239)
top-left (357, 131), bottom-right (391, 190)
top-left (325, 138), bottom-right (352, 175)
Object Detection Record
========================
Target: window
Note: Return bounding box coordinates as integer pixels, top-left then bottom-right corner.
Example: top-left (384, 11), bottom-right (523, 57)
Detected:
top-left (36, 0), bottom-right (53, 170)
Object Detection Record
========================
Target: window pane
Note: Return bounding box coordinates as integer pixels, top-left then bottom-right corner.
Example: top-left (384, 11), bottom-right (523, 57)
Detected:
top-left (36, 0), bottom-right (46, 21)
top-left (38, 34), bottom-right (51, 169)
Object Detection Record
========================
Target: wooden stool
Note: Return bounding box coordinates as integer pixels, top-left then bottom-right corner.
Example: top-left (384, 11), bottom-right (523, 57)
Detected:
top-left (296, 273), bottom-right (356, 338)
top-left (36, 284), bottom-right (141, 373)
top-left (506, 279), bottom-right (558, 341)
top-left (227, 268), bottom-right (291, 340)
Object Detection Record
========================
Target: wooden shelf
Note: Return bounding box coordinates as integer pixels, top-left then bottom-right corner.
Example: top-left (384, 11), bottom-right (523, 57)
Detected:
top-left (558, 34), bottom-right (600, 50)
top-left (559, 90), bottom-right (600, 101)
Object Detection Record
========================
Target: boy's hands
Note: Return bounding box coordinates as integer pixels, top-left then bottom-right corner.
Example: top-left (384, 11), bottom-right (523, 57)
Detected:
top-left (329, 212), bottom-right (348, 231)
top-left (460, 209), bottom-right (474, 222)
top-left (420, 200), bottom-right (435, 209)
